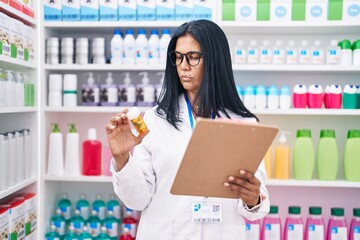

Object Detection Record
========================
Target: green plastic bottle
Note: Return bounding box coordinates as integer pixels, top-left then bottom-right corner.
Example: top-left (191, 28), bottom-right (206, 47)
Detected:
top-left (87, 210), bottom-right (101, 238)
top-left (292, 129), bottom-right (315, 180)
top-left (76, 193), bottom-right (90, 221)
top-left (107, 194), bottom-right (121, 223)
top-left (45, 225), bottom-right (61, 240)
top-left (51, 208), bottom-right (66, 238)
top-left (97, 226), bottom-right (111, 240)
top-left (57, 193), bottom-right (72, 222)
top-left (78, 226), bottom-right (92, 240)
top-left (104, 210), bottom-right (119, 240)
top-left (64, 225), bottom-right (78, 240)
top-left (344, 130), bottom-right (360, 181)
top-left (70, 210), bottom-right (85, 235)
top-left (316, 129), bottom-right (339, 180)
top-left (93, 194), bottom-right (106, 221)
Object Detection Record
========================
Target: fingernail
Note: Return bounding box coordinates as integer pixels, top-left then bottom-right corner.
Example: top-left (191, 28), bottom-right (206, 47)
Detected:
top-left (115, 116), bottom-right (120, 120)
top-left (224, 182), bottom-right (230, 187)
top-left (240, 170), bottom-right (245, 175)
top-left (228, 176), bottom-right (234, 181)
top-left (110, 125), bottom-right (116, 129)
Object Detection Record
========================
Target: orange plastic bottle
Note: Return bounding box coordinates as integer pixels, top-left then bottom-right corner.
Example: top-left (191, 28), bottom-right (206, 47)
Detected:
top-left (274, 132), bottom-right (291, 179)
top-left (263, 146), bottom-right (273, 179)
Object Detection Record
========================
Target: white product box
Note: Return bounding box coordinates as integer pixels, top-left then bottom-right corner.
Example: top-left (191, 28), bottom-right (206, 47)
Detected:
top-left (306, 0), bottom-right (328, 21)
top-left (62, 0), bottom-right (81, 21)
top-left (80, 0), bottom-right (99, 21)
top-left (194, 0), bottom-right (212, 20)
top-left (137, 0), bottom-right (156, 20)
top-left (235, 0), bottom-right (257, 21)
top-left (24, 229), bottom-right (37, 240)
top-left (9, 199), bottom-right (25, 240)
top-left (44, 0), bottom-right (62, 21)
top-left (175, 0), bottom-right (194, 20)
top-left (100, 0), bottom-right (118, 21)
top-left (10, 18), bottom-right (25, 60)
top-left (156, 0), bottom-right (175, 20)
top-left (24, 25), bottom-right (35, 62)
top-left (342, 0), bottom-right (360, 21)
top-left (17, 193), bottom-right (37, 237)
top-left (118, 0), bottom-right (137, 21)
top-left (270, 0), bottom-right (292, 21)
top-left (0, 205), bottom-right (10, 240)
top-left (0, 12), bottom-right (11, 56)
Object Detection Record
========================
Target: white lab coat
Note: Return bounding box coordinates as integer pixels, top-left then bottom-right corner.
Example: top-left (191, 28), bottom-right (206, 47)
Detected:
top-left (111, 94), bottom-right (270, 240)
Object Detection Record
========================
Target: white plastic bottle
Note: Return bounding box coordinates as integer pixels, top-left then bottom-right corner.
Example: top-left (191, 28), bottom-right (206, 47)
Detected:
top-left (299, 40), bottom-right (311, 64)
top-left (48, 74), bottom-right (63, 107)
top-left (267, 86), bottom-right (279, 109)
top-left (118, 72), bottom-right (136, 106)
top-left (279, 86), bottom-right (291, 109)
top-left (63, 74), bottom-right (78, 107)
top-left (353, 40), bottom-right (360, 66)
top-left (244, 85), bottom-right (256, 109)
top-left (47, 123), bottom-right (64, 176)
top-left (0, 133), bottom-right (9, 190)
top-left (255, 85), bottom-right (267, 109)
top-left (15, 130), bottom-right (24, 183)
top-left (160, 29), bottom-right (171, 65)
top-left (5, 70), bottom-right (15, 107)
top-left (247, 40), bottom-right (259, 64)
top-left (148, 30), bottom-right (160, 65)
top-left (286, 40), bottom-right (298, 64)
top-left (326, 40), bottom-right (341, 65)
top-left (311, 40), bottom-right (325, 65)
top-left (7, 132), bottom-right (16, 186)
top-left (135, 29), bottom-right (148, 65)
top-left (100, 72), bottom-right (118, 106)
top-left (15, 72), bottom-right (24, 107)
top-left (137, 72), bottom-right (155, 106)
top-left (260, 40), bottom-right (272, 64)
top-left (234, 40), bottom-right (247, 64)
top-left (155, 72), bottom-right (165, 101)
top-left (110, 29), bottom-right (123, 64)
top-left (339, 39), bottom-right (353, 66)
top-left (64, 124), bottom-right (80, 176)
top-left (123, 29), bottom-right (136, 65)
top-left (0, 69), bottom-right (5, 107)
top-left (273, 40), bottom-right (285, 64)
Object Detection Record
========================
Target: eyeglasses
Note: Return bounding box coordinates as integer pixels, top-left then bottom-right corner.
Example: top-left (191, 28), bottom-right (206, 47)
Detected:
top-left (169, 51), bottom-right (203, 67)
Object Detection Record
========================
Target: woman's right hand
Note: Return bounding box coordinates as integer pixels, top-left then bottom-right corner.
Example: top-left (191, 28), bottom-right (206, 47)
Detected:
top-left (105, 108), bottom-right (148, 170)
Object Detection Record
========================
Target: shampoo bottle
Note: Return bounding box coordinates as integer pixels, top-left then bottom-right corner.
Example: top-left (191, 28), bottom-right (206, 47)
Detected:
top-left (261, 205), bottom-right (282, 240)
top-left (274, 131), bottom-right (291, 179)
top-left (82, 128), bottom-right (102, 176)
top-left (307, 84), bottom-right (324, 109)
top-left (344, 130), bottom-right (360, 181)
top-left (100, 72), bottom-right (118, 106)
top-left (293, 129), bottom-right (315, 180)
top-left (305, 207), bottom-right (325, 240)
top-left (292, 84), bottom-right (308, 108)
top-left (327, 208), bottom-right (348, 240)
top-left (148, 29), bottom-right (160, 65)
top-left (160, 29), bottom-right (171, 65)
top-left (137, 72), bottom-right (155, 106)
top-left (349, 208), bottom-right (360, 240)
top-left (82, 72), bottom-right (100, 106)
top-left (316, 129), bottom-right (338, 180)
top-left (118, 72), bottom-right (136, 106)
top-left (326, 40), bottom-right (341, 65)
top-left (64, 124), bottom-right (80, 176)
top-left (47, 123), bottom-right (64, 176)
top-left (284, 206), bottom-right (304, 240)
top-left (343, 84), bottom-right (357, 109)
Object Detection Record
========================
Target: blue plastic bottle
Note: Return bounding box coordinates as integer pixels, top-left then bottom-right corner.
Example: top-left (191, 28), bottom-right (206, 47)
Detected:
top-left (107, 194), bottom-right (121, 223)
top-left (104, 210), bottom-right (119, 240)
top-left (45, 225), bottom-right (61, 240)
top-left (76, 193), bottom-right (90, 221)
top-left (78, 226), bottom-right (92, 240)
top-left (63, 225), bottom-right (78, 240)
top-left (93, 194), bottom-right (106, 221)
top-left (70, 210), bottom-right (85, 235)
top-left (57, 193), bottom-right (72, 222)
top-left (87, 210), bottom-right (101, 238)
top-left (51, 208), bottom-right (66, 238)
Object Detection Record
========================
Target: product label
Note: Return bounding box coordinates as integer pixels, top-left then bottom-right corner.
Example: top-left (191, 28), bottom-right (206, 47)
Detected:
top-left (286, 224), bottom-right (303, 240)
top-left (88, 222), bottom-right (100, 237)
top-left (265, 223), bottom-right (281, 240)
top-left (194, 0), bottom-right (212, 20)
top-left (260, 49), bottom-right (272, 63)
top-left (192, 203), bottom-right (222, 223)
top-left (118, 0), bottom-right (137, 20)
top-left (0, 209), bottom-right (9, 240)
top-left (107, 205), bottom-right (121, 220)
top-left (235, 48), bottom-right (247, 64)
top-left (248, 49), bottom-right (259, 63)
top-left (287, 49), bottom-right (298, 64)
top-left (94, 206), bottom-right (106, 220)
top-left (0, 12), bottom-right (10, 56)
top-left (311, 5), bottom-right (323, 17)
top-left (24, 25), bottom-right (35, 62)
top-left (308, 224), bottom-right (324, 240)
top-left (312, 50), bottom-right (324, 64)
top-left (327, 49), bottom-right (341, 64)
top-left (331, 227), bottom-right (348, 240)
top-left (80, 0), bottom-right (100, 21)
top-left (137, 0), bottom-right (156, 20)
top-left (246, 223), bottom-right (260, 239)
top-left (60, 206), bottom-right (71, 220)
top-left (299, 49), bottom-right (310, 63)
top-left (9, 202), bottom-right (25, 240)
top-left (24, 195), bottom-right (37, 236)
top-left (122, 223), bottom-right (137, 238)
top-left (10, 19), bottom-right (24, 59)
top-left (275, 6), bottom-right (287, 17)
top-left (156, 0), bottom-right (175, 20)
top-left (105, 222), bottom-right (118, 237)
top-left (44, 0), bottom-right (62, 21)
top-left (82, 85), bottom-right (100, 105)
top-left (175, 0), bottom-right (194, 20)
top-left (78, 206), bottom-right (90, 220)
top-left (118, 85), bottom-right (136, 105)
top-left (62, 0), bottom-right (81, 21)
top-left (99, 0), bottom-right (118, 20)
top-left (73, 221), bottom-right (84, 234)
top-left (235, 0), bottom-right (256, 21)
top-left (52, 220), bottom-right (65, 235)
top-left (354, 226), bottom-right (360, 240)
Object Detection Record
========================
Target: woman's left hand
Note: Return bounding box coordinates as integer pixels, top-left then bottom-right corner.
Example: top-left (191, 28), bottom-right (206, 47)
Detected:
top-left (224, 169), bottom-right (261, 208)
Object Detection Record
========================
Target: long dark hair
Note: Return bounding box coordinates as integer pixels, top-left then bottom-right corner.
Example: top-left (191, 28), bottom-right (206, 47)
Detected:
top-left (156, 20), bottom-right (258, 130)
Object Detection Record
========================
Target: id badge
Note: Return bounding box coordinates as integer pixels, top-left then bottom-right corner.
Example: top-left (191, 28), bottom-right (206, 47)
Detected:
top-left (192, 203), bottom-right (222, 223)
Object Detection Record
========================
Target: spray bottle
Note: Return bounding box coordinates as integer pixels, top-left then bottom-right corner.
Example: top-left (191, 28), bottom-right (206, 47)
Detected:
top-left (274, 131), bottom-right (291, 179)
top-left (82, 72), bottom-right (100, 106)
top-left (137, 72), bottom-right (155, 106)
top-left (100, 72), bottom-right (118, 106)
top-left (118, 72), bottom-right (136, 106)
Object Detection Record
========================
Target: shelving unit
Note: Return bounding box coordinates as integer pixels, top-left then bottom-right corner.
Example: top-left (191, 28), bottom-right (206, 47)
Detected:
top-left (44, 64), bottom-right (165, 71)
top-left (0, 1), bottom-right (36, 26)
top-left (0, 55), bottom-right (37, 70)
top-left (0, 177), bottom-right (37, 199)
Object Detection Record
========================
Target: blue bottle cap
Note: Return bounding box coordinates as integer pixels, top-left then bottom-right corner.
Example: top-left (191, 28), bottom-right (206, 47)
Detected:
top-left (280, 86), bottom-right (291, 96)
top-left (245, 86), bottom-right (255, 95)
top-left (162, 29), bottom-right (170, 35)
top-left (113, 29), bottom-right (121, 35)
top-left (256, 86), bottom-right (266, 95)
top-left (151, 30), bottom-right (159, 35)
top-left (138, 29), bottom-right (146, 35)
top-left (125, 29), bottom-right (134, 35)
top-left (267, 86), bottom-right (278, 96)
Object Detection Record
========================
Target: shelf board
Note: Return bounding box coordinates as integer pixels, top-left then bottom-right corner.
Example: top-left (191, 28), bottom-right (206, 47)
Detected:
top-left (0, 177), bottom-right (37, 199)
top-left (251, 109), bottom-right (360, 115)
top-left (44, 106), bottom-right (151, 113)
top-left (221, 21), bottom-right (360, 34)
top-left (0, 107), bottom-right (37, 114)
top-left (44, 64), bottom-right (165, 71)
top-left (232, 64), bottom-right (360, 72)
top-left (0, 55), bottom-right (37, 70)
top-left (44, 175), bottom-right (112, 183)
top-left (43, 21), bottom-right (186, 29)
top-left (0, 2), bottom-right (36, 26)
top-left (267, 179), bottom-right (360, 188)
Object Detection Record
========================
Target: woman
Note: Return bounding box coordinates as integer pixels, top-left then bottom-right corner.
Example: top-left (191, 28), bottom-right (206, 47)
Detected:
top-left (106, 20), bottom-right (269, 240)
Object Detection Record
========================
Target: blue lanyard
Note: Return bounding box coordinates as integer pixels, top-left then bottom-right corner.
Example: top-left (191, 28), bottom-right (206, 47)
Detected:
top-left (184, 94), bottom-right (215, 130)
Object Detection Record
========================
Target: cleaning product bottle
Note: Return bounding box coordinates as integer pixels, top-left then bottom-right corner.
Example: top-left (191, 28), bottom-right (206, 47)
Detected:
top-left (104, 210), bottom-right (119, 239)
top-left (45, 224), bottom-right (61, 240)
top-left (327, 85), bottom-right (342, 109)
top-left (349, 208), bottom-right (360, 240)
top-left (24, 73), bottom-right (35, 106)
top-left (353, 40), bottom-right (360, 66)
top-left (70, 210), bottom-right (85, 235)
top-left (255, 85), bottom-right (267, 109)
top-left (0, 133), bottom-right (9, 190)
top-left (97, 226), bottom-right (111, 240)
top-left (118, 72), bottom-right (136, 106)
top-left (260, 40), bottom-right (272, 64)
top-left (137, 72), bottom-right (155, 106)
top-left (64, 124), bottom-right (80, 176)
top-left (234, 40), bottom-right (247, 64)
top-left (263, 146), bottom-right (273, 179)
top-left (311, 40), bottom-right (325, 65)
top-left (305, 206), bottom-right (325, 240)
top-left (119, 227), bottom-right (134, 240)
top-left (81, 72), bottom-right (100, 106)
top-left (273, 40), bottom-right (285, 64)
top-left (327, 208), bottom-right (348, 240)
top-left (5, 70), bottom-right (15, 107)
top-left (148, 29), bottom-right (160, 65)
top-left (286, 40), bottom-right (298, 64)
top-left (292, 84), bottom-right (308, 108)
top-left (274, 131), bottom-right (291, 179)
top-left (293, 129), bottom-right (315, 180)
top-left (338, 39), bottom-right (353, 66)
top-left (87, 210), bottom-right (101, 238)
top-left (326, 40), bottom-right (341, 65)
top-left (107, 194), bottom-right (121, 222)
top-left (299, 40), bottom-right (311, 64)
top-left (93, 194), bottom-right (106, 221)
top-left (64, 224), bottom-right (78, 240)
top-left (356, 85), bottom-right (360, 109)
top-left (47, 123), bottom-right (64, 176)
top-left (245, 219), bottom-right (261, 240)
top-left (123, 29), bottom-right (136, 65)
top-left (155, 72), bottom-right (164, 101)
top-left (135, 29), bottom-right (148, 65)
top-left (267, 86), bottom-right (279, 109)
top-left (100, 72), bottom-right (118, 106)
top-left (0, 69), bottom-right (6, 107)
top-left (50, 208), bottom-right (66, 238)
top-left (110, 29), bottom-right (123, 64)
top-left (78, 226), bottom-right (92, 240)
top-left (122, 208), bottom-right (138, 239)
top-left (343, 84), bottom-right (357, 109)
top-left (126, 107), bottom-right (150, 137)
top-left (261, 205), bottom-right (282, 240)
top-left (316, 129), bottom-right (338, 180)
top-left (82, 128), bottom-right (102, 176)
top-left (247, 40), bottom-right (259, 64)
top-left (57, 193), bottom-right (72, 222)
top-left (160, 29), bottom-right (171, 65)
top-left (307, 84), bottom-right (324, 109)
top-left (284, 206), bottom-right (304, 240)
top-left (343, 130), bottom-right (360, 181)
top-left (243, 85), bottom-right (256, 109)
top-left (279, 86), bottom-right (291, 109)
top-left (76, 193), bottom-right (90, 221)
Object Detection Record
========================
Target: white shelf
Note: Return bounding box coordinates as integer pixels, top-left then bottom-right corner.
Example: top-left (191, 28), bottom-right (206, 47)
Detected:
top-left (0, 55), bottom-right (37, 70)
top-left (0, 2), bottom-right (36, 26)
top-left (0, 177), bottom-right (37, 199)
top-left (44, 64), bottom-right (165, 71)
top-left (44, 106), bottom-right (151, 113)
top-left (221, 21), bottom-right (360, 34)
top-left (43, 21), bottom-right (186, 28)
top-left (267, 179), bottom-right (360, 188)
top-left (44, 175), bottom-right (112, 183)
top-left (251, 109), bottom-right (360, 115)
top-left (0, 107), bottom-right (37, 114)
top-left (232, 64), bottom-right (360, 72)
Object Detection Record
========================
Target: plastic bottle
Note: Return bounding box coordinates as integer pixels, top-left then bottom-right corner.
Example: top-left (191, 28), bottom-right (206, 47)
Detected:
top-left (82, 128), bottom-right (102, 176)
top-left (70, 209), bottom-right (85, 234)
top-left (356, 85), bottom-right (360, 109)
top-left (327, 208), bottom-right (348, 240)
top-left (353, 40), bottom-right (360, 66)
top-left (57, 193), bottom-right (72, 222)
top-left (118, 72), bottom-right (136, 106)
top-left (92, 37), bottom-right (106, 64)
top-left (279, 86), bottom-right (291, 109)
top-left (81, 72), bottom-right (100, 106)
top-left (87, 210), bottom-right (101, 238)
top-left (24, 73), bottom-right (35, 106)
top-left (0, 133), bottom-right (9, 190)
top-left (247, 40), bottom-right (259, 64)
top-left (274, 131), bottom-right (291, 179)
top-left (159, 29), bottom-right (171, 65)
top-left (243, 86), bottom-right (256, 109)
top-left (273, 40), bottom-right (285, 64)
top-left (284, 206), bottom-right (304, 240)
top-left (326, 40), bottom-right (341, 65)
top-left (137, 72), bottom-right (155, 106)
top-left (5, 70), bottom-right (15, 106)
top-left (0, 69), bottom-right (6, 107)
top-left (293, 129), bottom-right (315, 180)
top-left (260, 40), bottom-right (272, 64)
top-left (45, 224), bottom-right (61, 240)
top-left (343, 130), bottom-right (360, 181)
top-left (343, 85), bottom-right (357, 109)
top-left (126, 107), bottom-right (149, 137)
top-left (50, 208), bottom-right (66, 238)
top-left (316, 129), bottom-right (339, 180)
top-left (148, 29), bottom-right (160, 65)
top-left (299, 40), bottom-right (311, 65)
top-left (267, 86), bottom-right (279, 109)
top-left (261, 205), bottom-right (282, 240)
top-left (15, 72), bottom-right (24, 106)
top-left (119, 227), bottom-right (135, 240)
top-left (155, 72), bottom-right (165, 101)
top-left (349, 208), bottom-right (360, 240)
top-left (104, 210), bottom-right (118, 239)
top-left (286, 40), bottom-right (298, 64)
top-left (110, 29), bottom-right (123, 64)
top-left (107, 194), bottom-right (121, 222)
top-left (292, 84), bottom-right (308, 108)
top-left (48, 74), bottom-right (63, 107)
top-left (307, 84), bottom-right (324, 108)
top-left (63, 74), bottom-right (78, 107)
top-left (64, 124), bottom-right (80, 176)
top-left (246, 219), bottom-right (261, 240)
top-left (305, 206), bottom-right (325, 240)
top-left (234, 40), bottom-right (247, 64)
top-left (123, 29), bottom-right (136, 65)
top-left (135, 29), bottom-right (148, 65)
top-left (327, 85), bottom-right (342, 109)
top-left (97, 226), bottom-right (111, 240)
top-left (263, 146), bottom-right (273, 179)
top-left (47, 123), bottom-right (64, 176)
top-left (122, 208), bottom-right (138, 239)
top-left (76, 193), bottom-right (90, 221)
top-left (311, 40), bottom-right (325, 65)
top-left (338, 39), bottom-right (353, 66)
top-left (255, 85), bottom-right (267, 109)
top-left (78, 226), bottom-right (92, 240)
top-left (93, 194), bottom-right (106, 221)
top-left (7, 132), bottom-right (16, 186)
top-left (100, 72), bottom-right (118, 106)
top-left (64, 224), bottom-right (78, 240)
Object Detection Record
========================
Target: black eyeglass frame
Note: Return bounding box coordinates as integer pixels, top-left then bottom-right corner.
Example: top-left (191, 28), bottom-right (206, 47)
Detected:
top-left (168, 51), bottom-right (203, 67)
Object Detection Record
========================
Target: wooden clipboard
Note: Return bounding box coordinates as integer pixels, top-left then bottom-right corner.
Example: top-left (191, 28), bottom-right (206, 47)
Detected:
top-left (170, 118), bottom-right (279, 199)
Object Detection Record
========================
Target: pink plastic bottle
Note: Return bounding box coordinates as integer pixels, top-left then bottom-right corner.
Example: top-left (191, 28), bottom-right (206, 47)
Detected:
top-left (119, 227), bottom-right (135, 240)
top-left (326, 208), bottom-right (347, 240)
top-left (82, 128), bottom-right (102, 175)
top-left (261, 205), bottom-right (282, 240)
top-left (122, 208), bottom-right (138, 239)
top-left (349, 208), bottom-right (360, 240)
top-left (307, 84), bottom-right (324, 108)
top-left (284, 206), bottom-right (304, 240)
top-left (245, 219), bottom-right (261, 240)
top-left (305, 206), bottom-right (325, 240)
top-left (292, 84), bottom-right (308, 108)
